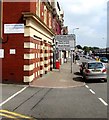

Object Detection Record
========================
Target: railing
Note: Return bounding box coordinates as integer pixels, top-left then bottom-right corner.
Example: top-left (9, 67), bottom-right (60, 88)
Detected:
top-left (94, 48), bottom-right (109, 59)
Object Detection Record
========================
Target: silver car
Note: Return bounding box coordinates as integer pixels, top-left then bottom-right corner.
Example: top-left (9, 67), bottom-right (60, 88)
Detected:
top-left (83, 61), bottom-right (107, 82)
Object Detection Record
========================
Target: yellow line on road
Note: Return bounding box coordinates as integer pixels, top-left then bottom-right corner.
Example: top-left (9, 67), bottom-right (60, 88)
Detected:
top-left (0, 113), bottom-right (19, 119)
top-left (0, 109), bottom-right (34, 119)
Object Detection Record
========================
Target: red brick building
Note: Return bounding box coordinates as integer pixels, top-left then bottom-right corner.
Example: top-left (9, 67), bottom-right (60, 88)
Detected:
top-left (1, 1), bottom-right (63, 84)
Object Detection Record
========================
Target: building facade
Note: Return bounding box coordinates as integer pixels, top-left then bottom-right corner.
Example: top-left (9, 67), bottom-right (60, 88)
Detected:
top-left (1, 0), bottom-right (64, 84)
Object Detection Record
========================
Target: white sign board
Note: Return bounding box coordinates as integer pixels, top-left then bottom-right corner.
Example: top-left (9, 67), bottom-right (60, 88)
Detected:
top-left (55, 34), bottom-right (75, 51)
top-left (57, 40), bottom-right (70, 50)
top-left (4, 24), bottom-right (24, 34)
top-left (10, 49), bottom-right (16, 54)
top-left (0, 49), bottom-right (4, 58)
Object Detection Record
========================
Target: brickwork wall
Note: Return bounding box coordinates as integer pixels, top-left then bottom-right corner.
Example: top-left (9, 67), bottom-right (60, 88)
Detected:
top-left (44, 42), bottom-right (52, 74)
top-left (40, 41), bottom-right (44, 77)
top-left (2, 34), bottom-right (24, 83)
top-left (3, 2), bottom-right (30, 23)
top-left (24, 37), bottom-right (53, 82)
top-left (23, 37), bottom-right (41, 82)
top-left (2, 2), bottom-right (54, 83)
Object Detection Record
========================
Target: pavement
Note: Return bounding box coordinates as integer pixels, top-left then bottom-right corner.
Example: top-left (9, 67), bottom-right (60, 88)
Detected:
top-left (30, 60), bottom-right (85, 88)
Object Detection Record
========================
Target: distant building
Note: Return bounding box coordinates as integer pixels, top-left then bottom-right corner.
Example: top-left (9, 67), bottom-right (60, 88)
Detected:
top-left (52, 0), bottom-right (64, 35)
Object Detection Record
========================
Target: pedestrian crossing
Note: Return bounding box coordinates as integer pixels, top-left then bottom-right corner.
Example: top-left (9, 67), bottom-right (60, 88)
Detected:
top-left (0, 109), bottom-right (35, 120)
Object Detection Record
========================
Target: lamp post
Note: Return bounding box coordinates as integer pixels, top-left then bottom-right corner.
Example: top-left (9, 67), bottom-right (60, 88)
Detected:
top-left (72, 28), bottom-right (79, 48)
top-left (70, 28), bottom-right (79, 73)
top-left (73, 28), bottom-right (79, 34)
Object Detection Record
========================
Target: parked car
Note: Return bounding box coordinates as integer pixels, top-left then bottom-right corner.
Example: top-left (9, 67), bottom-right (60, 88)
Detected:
top-left (85, 55), bottom-right (89, 59)
top-left (100, 57), bottom-right (108, 63)
top-left (82, 61), bottom-right (107, 82)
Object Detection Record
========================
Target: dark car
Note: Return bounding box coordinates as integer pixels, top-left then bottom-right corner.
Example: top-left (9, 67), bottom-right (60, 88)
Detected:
top-left (100, 57), bottom-right (108, 63)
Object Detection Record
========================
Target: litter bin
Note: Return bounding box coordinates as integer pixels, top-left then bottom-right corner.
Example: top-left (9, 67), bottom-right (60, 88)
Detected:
top-left (56, 60), bottom-right (60, 69)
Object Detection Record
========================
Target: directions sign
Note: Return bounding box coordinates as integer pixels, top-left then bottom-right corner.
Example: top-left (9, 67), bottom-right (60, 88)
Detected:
top-left (55, 34), bottom-right (75, 51)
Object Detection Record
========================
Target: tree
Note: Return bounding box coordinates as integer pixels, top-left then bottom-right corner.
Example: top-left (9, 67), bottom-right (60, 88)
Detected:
top-left (82, 46), bottom-right (100, 55)
top-left (82, 46), bottom-right (89, 55)
top-left (93, 47), bottom-right (99, 50)
top-left (76, 45), bottom-right (82, 49)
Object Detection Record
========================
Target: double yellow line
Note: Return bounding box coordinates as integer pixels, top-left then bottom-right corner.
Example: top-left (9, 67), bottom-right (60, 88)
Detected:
top-left (0, 109), bottom-right (35, 120)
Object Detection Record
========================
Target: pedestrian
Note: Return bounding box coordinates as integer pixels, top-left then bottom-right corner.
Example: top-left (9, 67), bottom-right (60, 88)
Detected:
top-left (96, 57), bottom-right (100, 61)
top-left (75, 53), bottom-right (79, 64)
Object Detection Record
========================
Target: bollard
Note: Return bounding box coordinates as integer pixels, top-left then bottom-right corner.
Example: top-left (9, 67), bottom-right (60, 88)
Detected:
top-left (56, 60), bottom-right (60, 71)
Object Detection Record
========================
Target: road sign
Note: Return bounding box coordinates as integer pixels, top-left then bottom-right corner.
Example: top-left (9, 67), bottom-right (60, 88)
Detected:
top-left (55, 34), bottom-right (75, 51)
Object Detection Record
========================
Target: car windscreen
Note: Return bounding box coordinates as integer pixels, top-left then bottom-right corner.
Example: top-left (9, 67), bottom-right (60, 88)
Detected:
top-left (88, 63), bottom-right (103, 69)
top-left (101, 57), bottom-right (108, 60)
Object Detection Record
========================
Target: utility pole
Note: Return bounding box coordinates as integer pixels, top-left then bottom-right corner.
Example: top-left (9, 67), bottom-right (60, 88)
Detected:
top-left (71, 50), bottom-right (73, 73)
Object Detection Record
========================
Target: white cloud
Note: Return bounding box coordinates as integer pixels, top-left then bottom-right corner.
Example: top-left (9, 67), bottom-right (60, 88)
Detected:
top-left (58, 0), bottom-right (108, 48)
top-left (59, 0), bottom-right (107, 15)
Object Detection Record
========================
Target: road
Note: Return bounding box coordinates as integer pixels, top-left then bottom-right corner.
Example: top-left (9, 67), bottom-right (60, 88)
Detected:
top-left (1, 83), bottom-right (107, 119)
top-left (0, 57), bottom-right (108, 119)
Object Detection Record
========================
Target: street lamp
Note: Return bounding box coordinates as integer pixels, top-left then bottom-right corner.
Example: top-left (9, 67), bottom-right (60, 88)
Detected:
top-left (70, 28), bottom-right (79, 73)
top-left (73, 28), bottom-right (79, 34)
top-left (72, 28), bottom-right (79, 48)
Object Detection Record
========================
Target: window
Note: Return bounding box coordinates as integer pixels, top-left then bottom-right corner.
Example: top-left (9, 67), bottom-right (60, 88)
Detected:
top-left (88, 63), bottom-right (103, 69)
top-left (36, 0), bottom-right (40, 17)
top-left (44, 5), bottom-right (47, 24)
top-left (49, 12), bottom-right (52, 28)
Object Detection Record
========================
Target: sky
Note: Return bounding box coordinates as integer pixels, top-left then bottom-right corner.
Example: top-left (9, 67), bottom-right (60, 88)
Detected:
top-left (57, 0), bottom-right (108, 48)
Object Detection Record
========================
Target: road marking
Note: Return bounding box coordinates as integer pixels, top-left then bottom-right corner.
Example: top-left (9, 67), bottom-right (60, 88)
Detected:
top-left (98, 98), bottom-right (108, 106)
top-left (85, 85), bottom-right (89, 88)
top-left (89, 89), bottom-right (95, 94)
top-left (30, 83), bottom-right (85, 89)
top-left (0, 113), bottom-right (19, 119)
top-left (0, 86), bottom-right (28, 107)
top-left (85, 84), bottom-right (107, 106)
top-left (0, 109), bottom-right (33, 119)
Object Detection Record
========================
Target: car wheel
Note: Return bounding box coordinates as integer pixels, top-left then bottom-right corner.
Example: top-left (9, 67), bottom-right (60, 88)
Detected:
top-left (80, 70), bottom-right (82, 74)
top-left (104, 79), bottom-right (107, 82)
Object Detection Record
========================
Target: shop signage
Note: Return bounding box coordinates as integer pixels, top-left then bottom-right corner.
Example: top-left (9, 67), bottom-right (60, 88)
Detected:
top-left (4, 24), bottom-right (24, 34)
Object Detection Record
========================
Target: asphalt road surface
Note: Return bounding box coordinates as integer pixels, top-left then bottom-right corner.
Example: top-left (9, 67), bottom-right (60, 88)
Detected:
top-left (1, 82), bottom-right (107, 119)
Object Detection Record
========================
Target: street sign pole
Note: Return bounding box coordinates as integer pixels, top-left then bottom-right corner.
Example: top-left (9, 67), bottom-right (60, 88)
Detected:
top-left (71, 50), bottom-right (73, 73)
top-left (55, 34), bottom-right (75, 73)
top-left (71, 51), bottom-right (72, 73)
